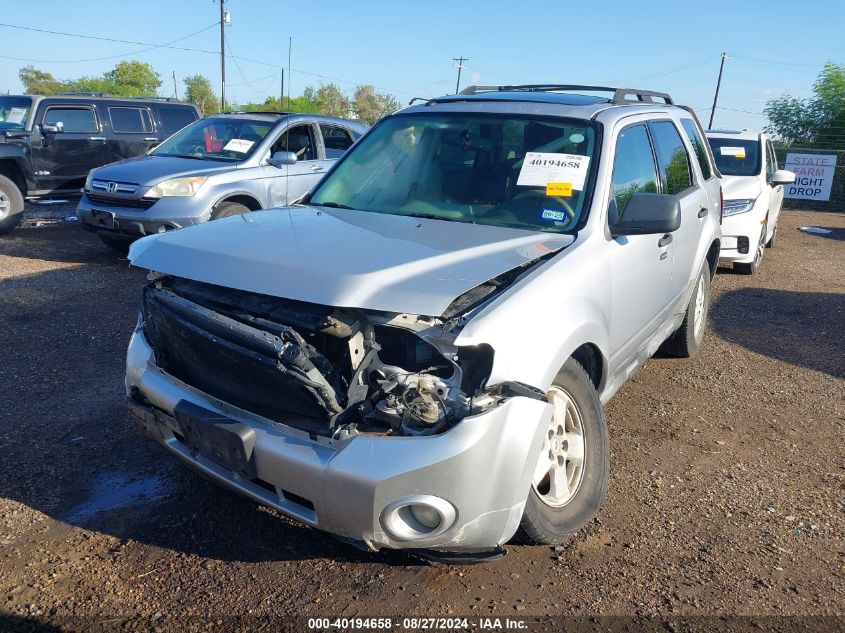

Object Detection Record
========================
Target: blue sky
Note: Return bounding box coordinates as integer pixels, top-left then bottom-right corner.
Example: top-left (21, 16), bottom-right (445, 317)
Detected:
top-left (1, 0), bottom-right (842, 131)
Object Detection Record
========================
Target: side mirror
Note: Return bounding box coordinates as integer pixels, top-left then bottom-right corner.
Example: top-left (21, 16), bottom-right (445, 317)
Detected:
top-left (610, 193), bottom-right (681, 236)
top-left (771, 169), bottom-right (795, 186)
top-left (40, 122), bottom-right (63, 135)
top-left (3, 129), bottom-right (29, 139)
top-left (268, 150), bottom-right (297, 167)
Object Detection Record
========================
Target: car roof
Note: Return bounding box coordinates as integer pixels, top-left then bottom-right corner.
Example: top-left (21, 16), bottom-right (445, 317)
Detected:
top-left (210, 111), bottom-right (367, 129)
top-left (9, 94), bottom-right (195, 106)
top-left (705, 129), bottom-right (762, 141)
top-left (403, 85), bottom-right (689, 121)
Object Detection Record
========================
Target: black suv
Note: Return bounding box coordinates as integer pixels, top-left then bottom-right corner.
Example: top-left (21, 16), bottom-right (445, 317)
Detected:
top-left (0, 94), bottom-right (200, 234)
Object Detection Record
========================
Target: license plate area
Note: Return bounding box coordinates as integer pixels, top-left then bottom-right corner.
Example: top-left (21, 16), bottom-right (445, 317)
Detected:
top-left (174, 400), bottom-right (257, 479)
top-left (90, 208), bottom-right (116, 230)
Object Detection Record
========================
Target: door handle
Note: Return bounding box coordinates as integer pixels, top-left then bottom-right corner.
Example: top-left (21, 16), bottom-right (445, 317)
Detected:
top-left (697, 207), bottom-right (708, 218)
top-left (144, 137), bottom-right (159, 142)
top-left (310, 165), bottom-right (325, 172)
top-left (658, 233), bottom-right (673, 247)
top-left (89, 136), bottom-right (107, 141)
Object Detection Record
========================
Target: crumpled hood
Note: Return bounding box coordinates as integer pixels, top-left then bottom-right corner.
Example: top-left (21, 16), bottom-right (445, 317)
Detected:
top-left (129, 206), bottom-right (573, 316)
top-left (720, 174), bottom-right (762, 201)
top-left (91, 155), bottom-right (236, 186)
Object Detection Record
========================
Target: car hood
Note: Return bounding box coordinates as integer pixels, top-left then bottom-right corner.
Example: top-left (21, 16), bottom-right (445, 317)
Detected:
top-left (91, 155), bottom-right (236, 186)
top-left (128, 206), bottom-right (573, 316)
top-left (720, 174), bottom-right (762, 201)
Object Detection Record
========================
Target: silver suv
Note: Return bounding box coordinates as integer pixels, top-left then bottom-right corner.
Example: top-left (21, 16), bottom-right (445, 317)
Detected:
top-left (126, 85), bottom-right (722, 559)
top-left (77, 112), bottom-right (367, 251)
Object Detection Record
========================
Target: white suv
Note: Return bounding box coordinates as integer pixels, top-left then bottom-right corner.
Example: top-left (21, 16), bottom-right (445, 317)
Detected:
top-left (706, 130), bottom-right (795, 274)
top-left (126, 85), bottom-right (722, 558)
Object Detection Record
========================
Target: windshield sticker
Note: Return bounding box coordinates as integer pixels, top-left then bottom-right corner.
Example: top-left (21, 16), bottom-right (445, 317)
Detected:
top-left (569, 133), bottom-right (585, 143)
top-left (5, 107), bottom-right (27, 124)
top-left (223, 138), bottom-right (255, 153)
top-left (517, 152), bottom-right (590, 189)
top-left (546, 182), bottom-right (572, 197)
top-left (720, 146), bottom-right (746, 158)
top-left (541, 209), bottom-right (568, 222)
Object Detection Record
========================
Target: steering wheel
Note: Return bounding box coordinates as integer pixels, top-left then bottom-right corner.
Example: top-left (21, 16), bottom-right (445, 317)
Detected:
top-left (189, 144), bottom-right (207, 157)
top-left (513, 189), bottom-right (575, 222)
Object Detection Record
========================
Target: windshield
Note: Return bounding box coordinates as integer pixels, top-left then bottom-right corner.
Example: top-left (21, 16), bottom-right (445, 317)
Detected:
top-left (309, 113), bottom-right (598, 233)
top-left (153, 117), bottom-right (274, 162)
top-left (0, 96), bottom-right (33, 130)
top-left (707, 137), bottom-right (761, 176)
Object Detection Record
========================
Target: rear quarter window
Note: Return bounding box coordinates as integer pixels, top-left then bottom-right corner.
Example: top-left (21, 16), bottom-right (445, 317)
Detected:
top-left (680, 118), bottom-right (712, 180)
top-left (158, 106), bottom-right (199, 136)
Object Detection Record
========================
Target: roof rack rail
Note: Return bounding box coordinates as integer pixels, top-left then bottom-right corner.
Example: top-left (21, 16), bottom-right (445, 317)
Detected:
top-left (459, 84), bottom-right (674, 105)
top-left (58, 91), bottom-right (109, 97)
top-left (219, 110), bottom-right (289, 116)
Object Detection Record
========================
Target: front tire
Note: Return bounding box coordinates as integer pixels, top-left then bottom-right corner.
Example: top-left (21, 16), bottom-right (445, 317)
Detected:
top-left (662, 264), bottom-right (711, 358)
top-left (735, 219), bottom-right (767, 275)
top-left (210, 201), bottom-right (251, 220)
top-left (517, 358), bottom-right (609, 545)
top-left (0, 173), bottom-right (25, 235)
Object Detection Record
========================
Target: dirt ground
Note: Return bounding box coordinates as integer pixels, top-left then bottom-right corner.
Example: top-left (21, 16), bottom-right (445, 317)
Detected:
top-left (0, 208), bottom-right (843, 632)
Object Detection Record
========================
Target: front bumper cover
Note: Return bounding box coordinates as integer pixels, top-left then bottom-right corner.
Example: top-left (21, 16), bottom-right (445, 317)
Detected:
top-left (126, 325), bottom-right (552, 552)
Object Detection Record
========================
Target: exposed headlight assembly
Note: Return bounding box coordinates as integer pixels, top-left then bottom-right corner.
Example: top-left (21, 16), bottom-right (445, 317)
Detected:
top-left (722, 198), bottom-right (756, 217)
top-left (146, 176), bottom-right (208, 198)
top-left (84, 170), bottom-right (93, 192)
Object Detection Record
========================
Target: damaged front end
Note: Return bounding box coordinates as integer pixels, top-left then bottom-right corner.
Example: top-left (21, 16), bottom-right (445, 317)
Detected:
top-left (140, 276), bottom-right (500, 438)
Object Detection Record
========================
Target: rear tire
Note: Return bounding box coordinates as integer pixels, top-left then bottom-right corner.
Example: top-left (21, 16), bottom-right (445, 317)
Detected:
top-left (661, 264), bottom-right (711, 358)
top-left (0, 173), bottom-right (25, 235)
top-left (98, 234), bottom-right (131, 255)
top-left (210, 201), bottom-right (251, 220)
top-left (517, 358), bottom-right (609, 546)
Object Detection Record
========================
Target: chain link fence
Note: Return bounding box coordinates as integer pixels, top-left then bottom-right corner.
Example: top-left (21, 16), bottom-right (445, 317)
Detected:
top-left (774, 147), bottom-right (845, 212)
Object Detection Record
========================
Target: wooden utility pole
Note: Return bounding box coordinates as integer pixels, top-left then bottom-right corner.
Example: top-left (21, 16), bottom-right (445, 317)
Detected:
top-left (708, 52), bottom-right (727, 129)
top-left (219, 0), bottom-right (226, 112)
top-left (453, 56), bottom-right (468, 94)
top-left (172, 71), bottom-right (178, 100)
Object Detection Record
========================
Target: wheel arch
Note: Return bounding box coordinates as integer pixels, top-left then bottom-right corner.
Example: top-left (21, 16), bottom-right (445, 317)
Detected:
top-left (212, 192), bottom-right (262, 213)
top-left (705, 238), bottom-right (720, 279)
top-left (0, 158), bottom-right (28, 196)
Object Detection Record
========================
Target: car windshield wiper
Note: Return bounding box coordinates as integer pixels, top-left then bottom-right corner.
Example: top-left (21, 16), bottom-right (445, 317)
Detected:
top-left (316, 201), bottom-right (358, 210)
top-left (405, 212), bottom-right (470, 224)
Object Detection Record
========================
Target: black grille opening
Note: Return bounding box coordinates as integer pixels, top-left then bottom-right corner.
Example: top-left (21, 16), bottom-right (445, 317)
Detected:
top-left (87, 192), bottom-right (157, 209)
top-left (143, 290), bottom-right (334, 432)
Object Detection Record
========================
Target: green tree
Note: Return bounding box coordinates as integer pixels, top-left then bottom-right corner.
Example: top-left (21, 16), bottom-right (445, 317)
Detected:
top-left (352, 84), bottom-right (402, 124)
top-left (765, 62), bottom-right (845, 147)
top-left (19, 66), bottom-right (66, 95)
top-left (315, 83), bottom-right (349, 117)
top-left (184, 74), bottom-right (220, 114)
top-left (102, 60), bottom-right (161, 96)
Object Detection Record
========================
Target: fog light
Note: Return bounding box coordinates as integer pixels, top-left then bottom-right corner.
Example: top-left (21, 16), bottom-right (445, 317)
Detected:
top-left (380, 495), bottom-right (456, 542)
top-left (410, 504), bottom-right (441, 529)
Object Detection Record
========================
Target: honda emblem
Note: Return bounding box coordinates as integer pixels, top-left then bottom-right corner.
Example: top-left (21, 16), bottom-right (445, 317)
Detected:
top-left (106, 181), bottom-right (119, 193)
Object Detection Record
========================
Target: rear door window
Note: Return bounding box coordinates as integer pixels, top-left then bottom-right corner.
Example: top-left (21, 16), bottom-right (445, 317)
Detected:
top-left (609, 124), bottom-right (659, 226)
top-left (158, 106), bottom-right (199, 135)
top-left (319, 124), bottom-right (355, 158)
top-left (43, 106), bottom-right (99, 133)
top-left (109, 106), bottom-right (154, 133)
top-left (648, 121), bottom-right (693, 194)
top-left (680, 118), bottom-right (712, 180)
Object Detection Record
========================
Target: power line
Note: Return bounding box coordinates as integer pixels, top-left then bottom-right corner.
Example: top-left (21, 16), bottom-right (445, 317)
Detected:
top-left (731, 54), bottom-right (827, 68)
top-left (0, 23), bottom-right (218, 64)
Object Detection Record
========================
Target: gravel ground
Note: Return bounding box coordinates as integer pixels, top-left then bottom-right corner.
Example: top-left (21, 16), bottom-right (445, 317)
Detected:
top-left (0, 208), bottom-right (843, 632)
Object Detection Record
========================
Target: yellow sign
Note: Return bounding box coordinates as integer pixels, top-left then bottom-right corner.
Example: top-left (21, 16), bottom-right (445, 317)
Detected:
top-left (546, 182), bottom-right (573, 197)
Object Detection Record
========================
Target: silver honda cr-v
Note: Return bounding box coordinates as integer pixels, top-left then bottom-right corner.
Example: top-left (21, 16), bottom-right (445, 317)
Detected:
top-left (77, 112), bottom-right (367, 251)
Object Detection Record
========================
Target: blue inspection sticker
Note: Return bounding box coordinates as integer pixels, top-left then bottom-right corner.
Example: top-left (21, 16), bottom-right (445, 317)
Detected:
top-left (541, 209), bottom-right (567, 222)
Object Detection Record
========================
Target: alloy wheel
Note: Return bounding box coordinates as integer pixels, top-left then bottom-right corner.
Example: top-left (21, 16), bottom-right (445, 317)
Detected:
top-left (532, 387), bottom-right (586, 507)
